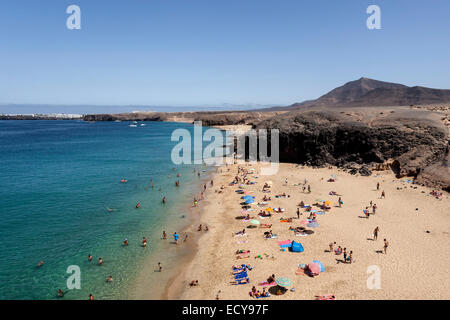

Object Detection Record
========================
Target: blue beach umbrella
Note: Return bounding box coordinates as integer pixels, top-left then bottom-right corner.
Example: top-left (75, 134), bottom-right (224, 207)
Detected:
top-left (245, 199), bottom-right (254, 204)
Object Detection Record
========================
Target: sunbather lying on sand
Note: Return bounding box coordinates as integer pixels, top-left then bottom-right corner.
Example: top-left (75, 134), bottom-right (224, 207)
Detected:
top-left (234, 229), bottom-right (246, 236)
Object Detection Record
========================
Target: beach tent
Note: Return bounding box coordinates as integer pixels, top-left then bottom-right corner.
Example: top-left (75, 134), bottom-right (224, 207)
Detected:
top-left (290, 241), bottom-right (304, 253)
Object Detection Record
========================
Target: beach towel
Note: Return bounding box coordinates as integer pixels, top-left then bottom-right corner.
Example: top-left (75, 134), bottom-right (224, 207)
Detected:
top-left (316, 294), bottom-right (335, 300)
top-left (235, 272), bottom-right (248, 279)
top-left (258, 281), bottom-right (276, 287)
top-left (277, 240), bottom-right (292, 246)
top-left (236, 255), bottom-right (250, 260)
top-left (295, 268), bottom-right (307, 276)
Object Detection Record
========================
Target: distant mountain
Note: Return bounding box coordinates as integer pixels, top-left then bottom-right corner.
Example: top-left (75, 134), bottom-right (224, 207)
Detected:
top-left (285, 77), bottom-right (450, 109)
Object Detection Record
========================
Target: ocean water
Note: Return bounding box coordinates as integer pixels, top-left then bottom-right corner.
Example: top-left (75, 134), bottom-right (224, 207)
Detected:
top-left (0, 120), bottom-right (215, 300)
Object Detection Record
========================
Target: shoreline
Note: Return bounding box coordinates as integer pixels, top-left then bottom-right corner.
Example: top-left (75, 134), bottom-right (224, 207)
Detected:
top-left (167, 162), bottom-right (449, 300)
top-left (130, 166), bottom-right (219, 300)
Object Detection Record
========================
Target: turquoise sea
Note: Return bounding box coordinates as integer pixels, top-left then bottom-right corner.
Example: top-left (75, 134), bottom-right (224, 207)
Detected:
top-left (0, 120), bottom-right (214, 300)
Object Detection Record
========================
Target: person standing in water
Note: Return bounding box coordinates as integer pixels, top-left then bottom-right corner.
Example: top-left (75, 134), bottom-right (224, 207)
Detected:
top-left (162, 231), bottom-right (167, 239)
top-left (158, 262), bottom-right (162, 272)
top-left (98, 258), bottom-right (103, 266)
top-left (88, 254), bottom-right (93, 262)
top-left (173, 232), bottom-right (179, 244)
top-left (162, 197), bottom-right (166, 204)
top-left (142, 237), bottom-right (147, 247)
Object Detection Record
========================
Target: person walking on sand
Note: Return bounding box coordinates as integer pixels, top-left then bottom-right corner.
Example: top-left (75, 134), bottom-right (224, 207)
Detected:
top-left (329, 242), bottom-right (336, 253)
top-left (338, 197), bottom-right (342, 208)
top-left (383, 239), bottom-right (389, 254)
top-left (381, 190), bottom-right (386, 199)
top-left (343, 248), bottom-right (347, 263)
top-left (307, 185), bottom-right (311, 193)
top-left (158, 262), bottom-right (162, 272)
top-left (184, 234), bottom-right (188, 242)
top-left (174, 232), bottom-right (179, 244)
top-left (377, 182), bottom-right (380, 190)
top-left (296, 208), bottom-right (300, 219)
top-left (373, 227), bottom-right (379, 240)
top-left (372, 204), bottom-right (377, 215)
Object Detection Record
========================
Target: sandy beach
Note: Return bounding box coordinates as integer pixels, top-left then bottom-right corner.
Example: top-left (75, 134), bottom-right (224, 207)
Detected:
top-left (168, 162), bottom-right (450, 300)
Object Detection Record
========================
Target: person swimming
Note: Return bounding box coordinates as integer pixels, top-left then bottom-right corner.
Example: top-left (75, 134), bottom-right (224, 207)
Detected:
top-left (142, 237), bottom-right (147, 247)
top-left (136, 202), bottom-right (141, 209)
top-left (123, 238), bottom-right (129, 246)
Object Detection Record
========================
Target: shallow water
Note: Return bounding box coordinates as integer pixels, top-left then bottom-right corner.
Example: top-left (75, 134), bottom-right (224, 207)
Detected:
top-left (0, 120), bottom-right (215, 300)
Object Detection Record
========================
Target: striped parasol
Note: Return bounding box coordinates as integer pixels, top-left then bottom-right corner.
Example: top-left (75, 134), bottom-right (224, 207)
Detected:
top-left (275, 277), bottom-right (293, 287)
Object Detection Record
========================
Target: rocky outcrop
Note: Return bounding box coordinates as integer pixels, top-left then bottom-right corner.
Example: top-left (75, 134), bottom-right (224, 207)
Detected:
top-left (256, 109), bottom-right (449, 190)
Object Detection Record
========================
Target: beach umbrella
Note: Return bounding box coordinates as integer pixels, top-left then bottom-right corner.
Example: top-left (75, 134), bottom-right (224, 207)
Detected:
top-left (275, 277), bottom-right (293, 287)
top-left (249, 219), bottom-right (260, 225)
top-left (245, 199), bottom-right (254, 204)
top-left (265, 207), bottom-right (273, 212)
top-left (324, 201), bottom-right (332, 206)
top-left (307, 222), bottom-right (319, 228)
top-left (242, 195), bottom-right (254, 200)
top-left (312, 260), bottom-right (325, 272)
top-left (307, 263), bottom-right (321, 276)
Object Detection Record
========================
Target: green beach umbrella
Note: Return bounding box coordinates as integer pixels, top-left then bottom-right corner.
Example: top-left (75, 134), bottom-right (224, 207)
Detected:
top-left (276, 277), bottom-right (293, 287)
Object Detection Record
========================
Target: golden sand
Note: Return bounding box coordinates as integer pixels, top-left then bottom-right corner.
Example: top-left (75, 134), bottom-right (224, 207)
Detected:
top-left (168, 162), bottom-right (449, 300)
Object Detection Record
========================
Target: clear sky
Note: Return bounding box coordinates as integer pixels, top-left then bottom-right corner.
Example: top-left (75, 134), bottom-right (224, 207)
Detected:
top-left (1, 0), bottom-right (450, 110)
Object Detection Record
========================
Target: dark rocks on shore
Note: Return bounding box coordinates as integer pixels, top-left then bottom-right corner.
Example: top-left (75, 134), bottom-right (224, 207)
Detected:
top-left (256, 109), bottom-right (449, 190)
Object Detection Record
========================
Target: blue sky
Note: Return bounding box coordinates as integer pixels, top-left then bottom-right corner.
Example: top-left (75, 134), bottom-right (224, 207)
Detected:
top-left (1, 0), bottom-right (450, 111)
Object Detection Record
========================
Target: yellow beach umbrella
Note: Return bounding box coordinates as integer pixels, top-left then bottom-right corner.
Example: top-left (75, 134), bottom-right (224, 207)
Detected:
top-left (324, 201), bottom-right (332, 206)
top-left (265, 207), bottom-right (273, 212)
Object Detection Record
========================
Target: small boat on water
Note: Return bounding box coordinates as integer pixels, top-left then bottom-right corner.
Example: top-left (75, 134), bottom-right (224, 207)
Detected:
top-left (140, 124), bottom-right (146, 127)
top-left (129, 124), bottom-right (137, 127)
